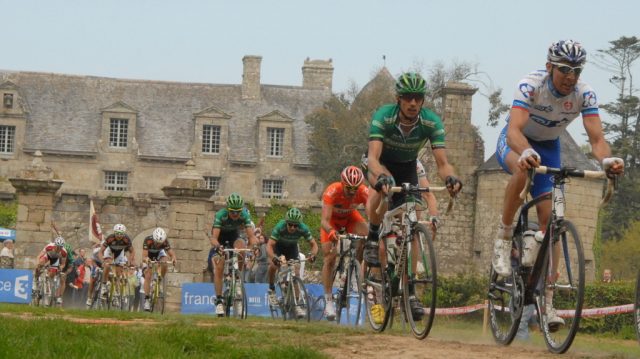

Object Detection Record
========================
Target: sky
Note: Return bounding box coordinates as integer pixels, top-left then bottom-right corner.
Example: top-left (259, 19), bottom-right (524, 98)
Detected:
top-left (2, 0), bottom-right (638, 160)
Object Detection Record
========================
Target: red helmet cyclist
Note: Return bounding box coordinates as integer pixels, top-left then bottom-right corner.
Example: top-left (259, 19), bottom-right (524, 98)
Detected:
top-left (341, 165), bottom-right (364, 189)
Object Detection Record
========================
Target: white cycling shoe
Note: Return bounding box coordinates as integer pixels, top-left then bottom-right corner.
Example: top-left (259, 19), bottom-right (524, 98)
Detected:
top-left (492, 239), bottom-right (512, 277)
top-left (216, 303), bottom-right (225, 317)
top-left (324, 299), bottom-right (336, 321)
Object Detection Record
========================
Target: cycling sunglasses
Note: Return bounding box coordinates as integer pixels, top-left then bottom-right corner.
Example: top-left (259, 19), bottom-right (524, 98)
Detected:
top-left (345, 185), bottom-right (359, 192)
top-left (400, 93), bottom-right (424, 102)
top-left (286, 222), bottom-right (299, 229)
top-left (550, 62), bottom-right (583, 76)
top-left (228, 208), bottom-right (242, 214)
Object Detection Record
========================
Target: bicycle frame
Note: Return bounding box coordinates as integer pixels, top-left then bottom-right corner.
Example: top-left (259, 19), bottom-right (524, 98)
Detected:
top-left (273, 258), bottom-right (310, 322)
top-left (221, 248), bottom-right (251, 318)
top-left (489, 165), bottom-right (614, 354)
top-left (333, 233), bottom-right (365, 325)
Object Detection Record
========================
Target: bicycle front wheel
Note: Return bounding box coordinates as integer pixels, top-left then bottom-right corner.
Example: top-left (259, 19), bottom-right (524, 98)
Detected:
top-left (363, 265), bottom-right (391, 332)
top-left (285, 277), bottom-right (310, 322)
top-left (539, 220), bottom-right (584, 354)
top-left (336, 259), bottom-right (363, 326)
top-left (229, 274), bottom-right (247, 319)
top-left (403, 223), bottom-right (437, 339)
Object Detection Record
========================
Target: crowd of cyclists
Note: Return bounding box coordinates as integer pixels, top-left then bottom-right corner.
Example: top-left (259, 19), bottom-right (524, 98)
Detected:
top-left (28, 39), bottom-right (626, 351)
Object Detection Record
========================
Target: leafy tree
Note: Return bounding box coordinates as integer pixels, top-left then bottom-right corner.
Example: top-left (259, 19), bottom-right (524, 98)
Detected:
top-left (0, 201), bottom-right (16, 228)
top-left (600, 220), bottom-right (640, 280)
top-left (592, 36), bottom-right (640, 240)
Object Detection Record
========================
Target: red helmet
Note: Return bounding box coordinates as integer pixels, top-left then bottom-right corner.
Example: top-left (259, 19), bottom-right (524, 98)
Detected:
top-left (341, 166), bottom-right (364, 188)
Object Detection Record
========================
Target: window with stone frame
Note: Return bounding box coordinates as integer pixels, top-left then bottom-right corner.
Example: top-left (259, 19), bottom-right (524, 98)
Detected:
top-left (204, 176), bottom-right (221, 194)
top-left (3, 93), bottom-right (13, 109)
top-left (267, 127), bottom-right (284, 157)
top-left (109, 118), bottom-right (128, 148)
top-left (202, 125), bottom-right (221, 154)
top-left (104, 171), bottom-right (128, 191)
top-left (262, 179), bottom-right (283, 199)
top-left (0, 125), bottom-right (15, 153)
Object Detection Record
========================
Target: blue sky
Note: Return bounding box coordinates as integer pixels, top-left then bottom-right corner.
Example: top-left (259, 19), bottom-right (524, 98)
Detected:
top-left (2, 0), bottom-right (638, 160)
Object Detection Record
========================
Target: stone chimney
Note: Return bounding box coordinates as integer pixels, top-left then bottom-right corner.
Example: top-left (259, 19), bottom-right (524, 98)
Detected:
top-left (242, 55), bottom-right (262, 100)
top-left (302, 58), bottom-right (333, 90)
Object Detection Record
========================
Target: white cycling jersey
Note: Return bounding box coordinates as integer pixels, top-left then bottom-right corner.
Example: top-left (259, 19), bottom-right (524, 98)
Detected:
top-left (508, 70), bottom-right (599, 142)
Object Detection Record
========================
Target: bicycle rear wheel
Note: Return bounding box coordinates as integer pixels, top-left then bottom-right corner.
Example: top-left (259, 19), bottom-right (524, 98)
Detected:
top-left (539, 220), bottom-right (584, 354)
top-left (336, 259), bottom-right (363, 326)
top-left (363, 265), bottom-right (391, 332)
top-left (403, 223), bottom-right (437, 339)
top-left (158, 275), bottom-right (167, 315)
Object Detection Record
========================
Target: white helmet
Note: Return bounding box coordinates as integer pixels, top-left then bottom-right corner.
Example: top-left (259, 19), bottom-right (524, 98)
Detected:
top-left (113, 223), bottom-right (127, 234)
top-left (54, 236), bottom-right (65, 247)
top-left (152, 227), bottom-right (167, 244)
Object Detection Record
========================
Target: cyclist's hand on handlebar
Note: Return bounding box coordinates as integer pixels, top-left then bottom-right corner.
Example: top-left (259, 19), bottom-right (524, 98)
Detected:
top-left (374, 174), bottom-right (395, 193)
top-left (445, 175), bottom-right (462, 196)
top-left (307, 254), bottom-right (316, 264)
top-left (212, 245), bottom-right (224, 256)
top-left (517, 148), bottom-right (540, 170)
top-left (271, 256), bottom-right (281, 267)
top-left (602, 157), bottom-right (624, 178)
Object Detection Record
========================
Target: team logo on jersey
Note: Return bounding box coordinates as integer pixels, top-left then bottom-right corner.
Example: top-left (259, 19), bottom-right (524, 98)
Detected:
top-left (519, 83), bottom-right (535, 99)
top-left (563, 101), bottom-right (573, 111)
top-left (582, 91), bottom-right (597, 107)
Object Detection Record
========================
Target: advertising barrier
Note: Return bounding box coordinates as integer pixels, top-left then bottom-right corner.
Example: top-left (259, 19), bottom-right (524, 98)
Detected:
top-left (0, 269), bottom-right (32, 304)
top-left (181, 282), bottom-right (362, 324)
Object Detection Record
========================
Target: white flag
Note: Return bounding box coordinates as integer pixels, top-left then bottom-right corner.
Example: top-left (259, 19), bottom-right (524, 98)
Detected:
top-left (89, 200), bottom-right (103, 244)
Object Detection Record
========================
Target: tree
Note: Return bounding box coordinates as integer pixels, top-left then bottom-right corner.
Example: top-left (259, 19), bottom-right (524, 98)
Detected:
top-left (592, 36), bottom-right (640, 240)
top-left (306, 62), bottom-right (508, 185)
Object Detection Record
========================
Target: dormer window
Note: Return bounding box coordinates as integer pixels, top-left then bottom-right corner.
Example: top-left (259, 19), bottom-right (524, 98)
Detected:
top-left (3, 93), bottom-right (13, 108)
top-left (109, 118), bottom-right (129, 148)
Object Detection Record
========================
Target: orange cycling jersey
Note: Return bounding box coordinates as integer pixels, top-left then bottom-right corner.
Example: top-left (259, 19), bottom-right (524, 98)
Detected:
top-left (322, 182), bottom-right (368, 218)
top-left (321, 182), bottom-right (368, 243)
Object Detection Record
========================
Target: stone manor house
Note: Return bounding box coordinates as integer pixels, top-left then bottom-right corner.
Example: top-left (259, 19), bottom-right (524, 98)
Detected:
top-left (0, 56), bottom-right (606, 311)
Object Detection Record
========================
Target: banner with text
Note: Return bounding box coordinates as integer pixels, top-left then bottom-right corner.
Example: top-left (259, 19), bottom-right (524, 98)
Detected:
top-left (0, 269), bottom-right (32, 303)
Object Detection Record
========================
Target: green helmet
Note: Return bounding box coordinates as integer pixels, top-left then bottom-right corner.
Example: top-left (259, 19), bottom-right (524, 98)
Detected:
top-left (285, 207), bottom-right (303, 224)
top-left (395, 72), bottom-right (427, 95)
top-left (226, 193), bottom-right (244, 210)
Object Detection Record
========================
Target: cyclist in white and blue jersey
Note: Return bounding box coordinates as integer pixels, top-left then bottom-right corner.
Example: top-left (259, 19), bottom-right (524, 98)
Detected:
top-left (491, 40), bottom-right (624, 327)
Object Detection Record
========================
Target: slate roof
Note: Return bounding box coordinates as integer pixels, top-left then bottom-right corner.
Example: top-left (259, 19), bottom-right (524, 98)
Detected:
top-left (477, 130), bottom-right (599, 172)
top-left (0, 70), bottom-right (331, 165)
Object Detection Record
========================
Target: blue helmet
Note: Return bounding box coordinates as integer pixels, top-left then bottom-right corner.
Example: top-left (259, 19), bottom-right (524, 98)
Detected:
top-left (547, 40), bottom-right (587, 65)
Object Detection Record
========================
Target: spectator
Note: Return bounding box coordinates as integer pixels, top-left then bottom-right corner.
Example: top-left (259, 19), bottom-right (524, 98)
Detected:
top-left (602, 268), bottom-right (613, 283)
top-left (252, 230), bottom-right (269, 283)
top-left (0, 239), bottom-right (15, 269)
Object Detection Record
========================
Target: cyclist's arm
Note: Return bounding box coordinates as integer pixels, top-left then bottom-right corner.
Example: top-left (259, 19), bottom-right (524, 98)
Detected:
top-left (210, 227), bottom-right (221, 247)
top-left (167, 248), bottom-right (177, 264)
top-left (583, 114), bottom-right (611, 162)
top-left (127, 245), bottom-right (135, 265)
top-left (308, 238), bottom-right (319, 258)
top-left (245, 226), bottom-right (258, 247)
top-left (366, 140), bottom-right (390, 182)
top-left (432, 148), bottom-right (456, 182)
top-left (141, 249), bottom-right (149, 263)
top-left (266, 238), bottom-right (277, 262)
top-left (505, 108), bottom-right (533, 157)
top-left (320, 203), bottom-right (335, 235)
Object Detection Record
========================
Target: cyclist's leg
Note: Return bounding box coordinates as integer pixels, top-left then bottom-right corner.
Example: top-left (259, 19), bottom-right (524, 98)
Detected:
top-left (320, 228), bottom-right (338, 320)
top-left (101, 249), bottom-right (114, 297)
top-left (233, 237), bottom-right (248, 273)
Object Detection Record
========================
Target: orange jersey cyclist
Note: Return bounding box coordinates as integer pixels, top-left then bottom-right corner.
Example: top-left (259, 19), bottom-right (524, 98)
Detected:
top-left (209, 193), bottom-right (258, 316)
top-left (141, 227), bottom-right (177, 311)
top-left (320, 166), bottom-right (368, 321)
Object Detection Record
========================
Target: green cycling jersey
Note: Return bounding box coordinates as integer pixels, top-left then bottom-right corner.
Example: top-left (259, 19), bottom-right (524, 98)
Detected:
top-left (213, 207), bottom-right (253, 233)
top-left (270, 220), bottom-right (312, 247)
top-left (369, 104), bottom-right (446, 163)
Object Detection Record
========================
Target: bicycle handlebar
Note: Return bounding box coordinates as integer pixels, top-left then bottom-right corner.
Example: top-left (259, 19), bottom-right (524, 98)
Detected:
top-left (520, 166), bottom-right (617, 207)
top-left (376, 183), bottom-right (454, 216)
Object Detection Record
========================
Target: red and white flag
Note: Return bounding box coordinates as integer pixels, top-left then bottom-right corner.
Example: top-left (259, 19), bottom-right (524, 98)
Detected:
top-left (89, 200), bottom-right (103, 244)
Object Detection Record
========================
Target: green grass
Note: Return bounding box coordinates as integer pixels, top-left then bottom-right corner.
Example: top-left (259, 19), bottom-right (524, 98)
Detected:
top-left (2, 304), bottom-right (640, 358)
